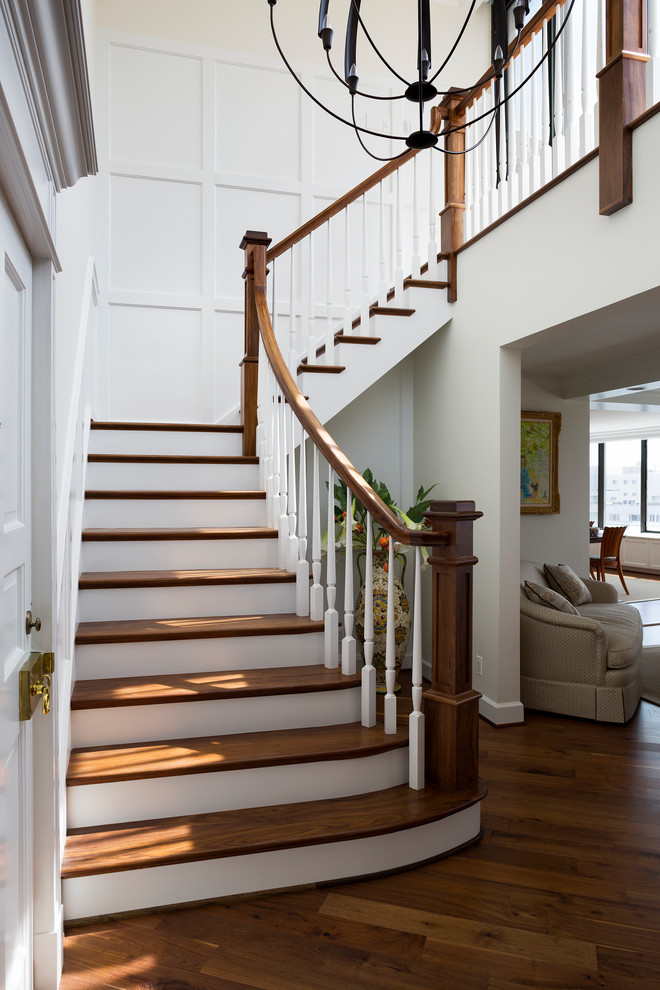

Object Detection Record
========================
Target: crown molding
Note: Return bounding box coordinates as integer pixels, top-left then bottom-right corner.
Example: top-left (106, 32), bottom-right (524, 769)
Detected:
top-left (0, 0), bottom-right (97, 192)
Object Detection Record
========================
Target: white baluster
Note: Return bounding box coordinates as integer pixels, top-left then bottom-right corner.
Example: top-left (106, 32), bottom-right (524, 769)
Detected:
top-left (541, 18), bottom-right (553, 185)
top-left (517, 48), bottom-right (530, 202)
top-left (411, 155), bottom-right (421, 277)
top-left (497, 87), bottom-right (508, 215)
top-left (289, 243), bottom-right (297, 374)
top-left (647, 0), bottom-right (660, 109)
top-left (361, 510), bottom-right (376, 727)
top-left (394, 169), bottom-right (404, 298)
top-left (310, 446), bottom-right (324, 620)
top-left (579, 0), bottom-right (595, 155)
top-left (269, 377), bottom-right (280, 530)
top-left (594, 0), bottom-right (605, 143)
top-left (384, 533), bottom-right (397, 734)
top-left (488, 86), bottom-right (499, 222)
top-left (342, 486), bottom-right (356, 675)
top-left (552, 5), bottom-right (566, 176)
top-left (296, 429), bottom-right (310, 617)
top-left (564, 0), bottom-right (579, 166)
top-left (271, 258), bottom-right (278, 345)
top-left (344, 206), bottom-right (353, 335)
top-left (278, 390), bottom-right (289, 570)
top-left (473, 95), bottom-right (484, 235)
top-left (506, 66), bottom-right (519, 211)
top-left (287, 405), bottom-right (298, 572)
top-left (428, 149), bottom-right (438, 269)
top-left (529, 30), bottom-right (542, 193)
top-left (325, 465), bottom-right (339, 668)
top-left (307, 231), bottom-right (316, 366)
top-left (378, 181), bottom-right (388, 305)
top-left (360, 192), bottom-right (371, 335)
top-left (408, 545), bottom-right (424, 789)
top-left (478, 91), bottom-right (490, 227)
top-left (325, 218), bottom-right (334, 366)
top-left (464, 103), bottom-right (473, 240)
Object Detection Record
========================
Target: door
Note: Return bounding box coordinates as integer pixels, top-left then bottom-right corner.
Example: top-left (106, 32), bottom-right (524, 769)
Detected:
top-left (1, 197), bottom-right (35, 989)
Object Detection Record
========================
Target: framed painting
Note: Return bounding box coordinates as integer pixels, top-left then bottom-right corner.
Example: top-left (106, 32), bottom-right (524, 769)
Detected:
top-left (520, 410), bottom-right (561, 514)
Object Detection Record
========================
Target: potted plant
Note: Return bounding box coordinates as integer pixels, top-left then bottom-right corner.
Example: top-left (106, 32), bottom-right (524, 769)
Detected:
top-left (327, 469), bottom-right (436, 693)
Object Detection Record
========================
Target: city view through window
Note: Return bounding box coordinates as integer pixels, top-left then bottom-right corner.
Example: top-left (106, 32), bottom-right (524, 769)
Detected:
top-left (590, 438), bottom-right (660, 533)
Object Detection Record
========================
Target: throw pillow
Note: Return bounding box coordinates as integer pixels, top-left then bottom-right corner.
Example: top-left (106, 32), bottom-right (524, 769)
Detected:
top-left (543, 563), bottom-right (592, 606)
top-left (524, 581), bottom-right (580, 615)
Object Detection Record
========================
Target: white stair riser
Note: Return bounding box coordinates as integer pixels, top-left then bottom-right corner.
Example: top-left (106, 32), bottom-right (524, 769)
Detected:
top-left (67, 748), bottom-right (409, 828)
top-left (89, 430), bottom-right (243, 457)
top-left (78, 581), bottom-right (297, 622)
top-left (62, 805), bottom-right (481, 920)
top-left (83, 498), bottom-right (266, 529)
top-left (86, 461), bottom-right (260, 491)
top-left (71, 688), bottom-right (361, 747)
top-left (81, 537), bottom-right (278, 571)
top-left (75, 631), bottom-right (324, 679)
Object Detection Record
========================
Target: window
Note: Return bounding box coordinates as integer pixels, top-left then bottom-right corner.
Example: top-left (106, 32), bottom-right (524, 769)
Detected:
top-left (591, 438), bottom-right (660, 534)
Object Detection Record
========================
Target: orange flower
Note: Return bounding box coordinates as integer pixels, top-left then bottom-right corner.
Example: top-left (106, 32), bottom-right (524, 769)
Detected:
top-left (355, 524), bottom-right (363, 533)
top-left (383, 562), bottom-right (389, 572)
top-left (379, 536), bottom-right (389, 547)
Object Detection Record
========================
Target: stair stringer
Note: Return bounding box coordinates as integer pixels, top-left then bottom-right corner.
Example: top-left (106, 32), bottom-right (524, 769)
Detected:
top-left (299, 285), bottom-right (453, 424)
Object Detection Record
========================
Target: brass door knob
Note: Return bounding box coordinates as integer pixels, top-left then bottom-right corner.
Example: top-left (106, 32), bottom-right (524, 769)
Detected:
top-left (26, 610), bottom-right (41, 635)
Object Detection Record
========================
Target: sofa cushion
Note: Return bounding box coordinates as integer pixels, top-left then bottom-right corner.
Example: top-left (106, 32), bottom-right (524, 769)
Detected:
top-left (577, 603), bottom-right (643, 669)
top-left (524, 581), bottom-right (580, 614)
top-left (544, 563), bottom-right (593, 606)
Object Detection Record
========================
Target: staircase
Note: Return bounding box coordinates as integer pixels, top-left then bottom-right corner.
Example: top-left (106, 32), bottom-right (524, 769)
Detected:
top-left (62, 419), bottom-right (484, 922)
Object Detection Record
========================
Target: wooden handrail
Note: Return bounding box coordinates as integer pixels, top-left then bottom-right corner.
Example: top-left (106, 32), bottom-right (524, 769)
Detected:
top-left (456, 0), bottom-right (572, 113)
top-left (253, 281), bottom-right (449, 548)
top-left (267, 106), bottom-right (445, 264)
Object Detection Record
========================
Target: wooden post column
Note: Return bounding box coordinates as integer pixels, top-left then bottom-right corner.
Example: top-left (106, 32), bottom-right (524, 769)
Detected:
top-left (422, 500), bottom-right (483, 791)
top-left (598, 0), bottom-right (648, 214)
top-left (438, 92), bottom-right (466, 303)
top-left (239, 230), bottom-right (271, 456)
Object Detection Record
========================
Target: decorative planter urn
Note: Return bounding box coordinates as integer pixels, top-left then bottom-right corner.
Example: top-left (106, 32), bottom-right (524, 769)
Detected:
top-left (354, 551), bottom-right (411, 693)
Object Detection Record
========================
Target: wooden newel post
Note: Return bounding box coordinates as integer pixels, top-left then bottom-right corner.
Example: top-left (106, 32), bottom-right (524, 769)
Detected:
top-left (598, 0), bottom-right (648, 214)
top-left (422, 500), bottom-right (483, 791)
top-left (438, 92), bottom-right (466, 303)
top-left (240, 230), bottom-right (271, 457)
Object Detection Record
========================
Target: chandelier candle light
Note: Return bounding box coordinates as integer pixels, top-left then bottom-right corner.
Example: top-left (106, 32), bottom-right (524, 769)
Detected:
top-left (268, 0), bottom-right (577, 161)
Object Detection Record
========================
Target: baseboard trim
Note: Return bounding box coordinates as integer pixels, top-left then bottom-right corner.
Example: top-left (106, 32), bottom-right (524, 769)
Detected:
top-left (478, 695), bottom-right (525, 726)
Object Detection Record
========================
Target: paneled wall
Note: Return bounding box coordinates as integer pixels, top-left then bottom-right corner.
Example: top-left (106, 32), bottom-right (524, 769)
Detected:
top-left (94, 30), bottom-right (402, 423)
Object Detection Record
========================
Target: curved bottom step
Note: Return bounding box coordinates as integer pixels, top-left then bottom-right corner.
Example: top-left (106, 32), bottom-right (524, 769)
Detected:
top-left (62, 780), bottom-right (486, 921)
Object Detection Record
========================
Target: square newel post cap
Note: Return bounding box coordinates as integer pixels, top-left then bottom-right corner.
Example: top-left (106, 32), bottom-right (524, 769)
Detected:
top-left (424, 500), bottom-right (483, 562)
top-left (239, 230), bottom-right (272, 250)
top-left (424, 500), bottom-right (483, 522)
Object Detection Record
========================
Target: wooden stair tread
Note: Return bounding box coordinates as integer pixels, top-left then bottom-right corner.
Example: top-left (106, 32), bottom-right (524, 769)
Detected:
top-left (91, 421), bottom-right (243, 433)
top-left (297, 363), bottom-right (346, 375)
top-left (333, 334), bottom-right (381, 345)
top-left (75, 612), bottom-right (325, 646)
top-left (81, 526), bottom-right (277, 542)
top-left (62, 779), bottom-right (486, 878)
top-left (79, 567), bottom-right (296, 590)
top-left (70, 664), bottom-right (357, 709)
top-left (67, 721), bottom-right (406, 785)
top-left (87, 454), bottom-right (258, 465)
top-left (403, 278), bottom-right (449, 290)
top-left (84, 490), bottom-right (266, 500)
top-left (369, 306), bottom-right (415, 317)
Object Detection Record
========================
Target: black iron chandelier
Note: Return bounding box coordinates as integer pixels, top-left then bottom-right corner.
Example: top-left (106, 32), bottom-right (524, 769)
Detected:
top-left (268, 0), bottom-right (576, 162)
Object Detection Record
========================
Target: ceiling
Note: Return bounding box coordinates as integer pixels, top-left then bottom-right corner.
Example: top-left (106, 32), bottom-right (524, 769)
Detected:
top-left (513, 284), bottom-right (660, 401)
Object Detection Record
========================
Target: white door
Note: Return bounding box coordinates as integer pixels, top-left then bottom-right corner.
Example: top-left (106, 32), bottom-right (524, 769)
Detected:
top-left (1, 199), bottom-right (35, 990)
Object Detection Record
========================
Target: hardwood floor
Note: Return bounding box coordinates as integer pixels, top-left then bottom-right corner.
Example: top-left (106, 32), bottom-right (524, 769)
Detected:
top-left (60, 701), bottom-right (660, 989)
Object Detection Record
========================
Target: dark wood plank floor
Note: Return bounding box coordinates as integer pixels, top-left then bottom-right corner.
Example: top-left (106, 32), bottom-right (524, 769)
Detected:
top-left (60, 701), bottom-right (660, 989)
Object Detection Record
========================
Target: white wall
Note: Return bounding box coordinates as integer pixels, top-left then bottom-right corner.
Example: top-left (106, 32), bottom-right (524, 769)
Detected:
top-left (520, 386), bottom-right (590, 574)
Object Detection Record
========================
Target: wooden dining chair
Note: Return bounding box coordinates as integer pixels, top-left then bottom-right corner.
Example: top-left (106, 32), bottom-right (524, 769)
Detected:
top-left (589, 525), bottom-right (628, 594)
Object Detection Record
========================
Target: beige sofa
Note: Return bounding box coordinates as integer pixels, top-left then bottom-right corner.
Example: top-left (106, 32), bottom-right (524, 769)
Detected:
top-left (520, 560), bottom-right (642, 723)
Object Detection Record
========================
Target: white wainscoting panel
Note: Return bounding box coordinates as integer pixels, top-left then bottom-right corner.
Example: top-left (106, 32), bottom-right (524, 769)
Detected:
top-left (215, 62), bottom-right (301, 181)
top-left (109, 175), bottom-right (202, 296)
top-left (107, 305), bottom-right (203, 422)
top-left (109, 44), bottom-right (203, 170)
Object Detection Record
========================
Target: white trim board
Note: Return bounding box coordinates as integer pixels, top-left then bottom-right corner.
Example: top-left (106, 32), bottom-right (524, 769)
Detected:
top-left (479, 696), bottom-right (525, 726)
